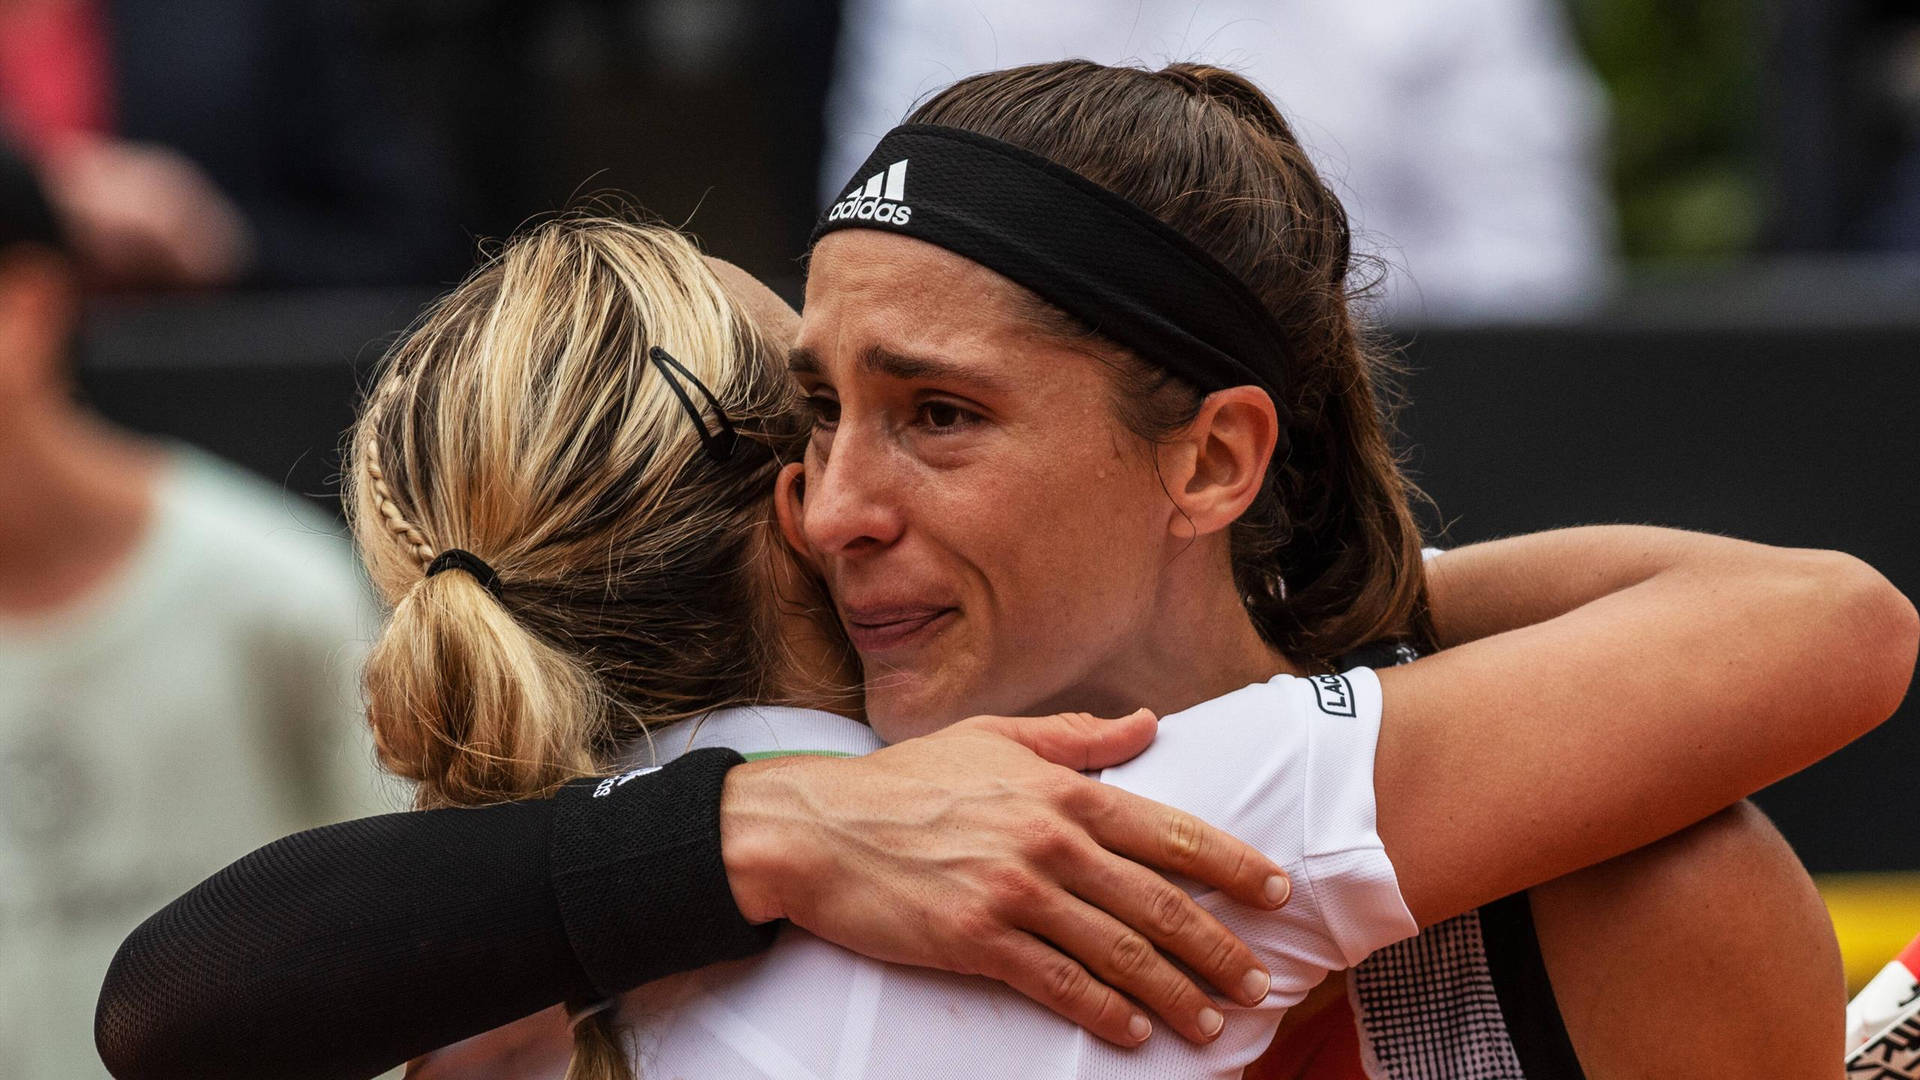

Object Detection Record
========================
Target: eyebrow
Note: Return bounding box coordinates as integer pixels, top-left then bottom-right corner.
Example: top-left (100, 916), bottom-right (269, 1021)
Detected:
top-left (786, 346), bottom-right (823, 377)
top-left (787, 344), bottom-right (1011, 394)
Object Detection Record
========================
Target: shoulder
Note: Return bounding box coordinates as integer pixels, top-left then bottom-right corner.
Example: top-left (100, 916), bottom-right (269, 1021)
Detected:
top-left (1528, 801), bottom-right (1843, 1077)
top-left (1158, 667), bottom-right (1385, 735)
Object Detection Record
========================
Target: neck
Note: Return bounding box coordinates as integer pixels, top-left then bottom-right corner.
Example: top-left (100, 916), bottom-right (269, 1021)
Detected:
top-left (1032, 539), bottom-right (1301, 719)
top-left (0, 402), bottom-right (162, 614)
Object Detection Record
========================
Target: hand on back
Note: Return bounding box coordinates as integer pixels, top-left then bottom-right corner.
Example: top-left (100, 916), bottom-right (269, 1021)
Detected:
top-left (719, 708), bottom-right (1290, 1046)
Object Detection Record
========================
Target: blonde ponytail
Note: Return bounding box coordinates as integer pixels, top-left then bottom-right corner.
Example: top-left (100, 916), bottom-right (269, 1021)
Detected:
top-left (567, 1011), bottom-right (634, 1080)
top-left (346, 215), bottom-right (819, 1080)
top-left (363, 569), bottom-right (603, 808)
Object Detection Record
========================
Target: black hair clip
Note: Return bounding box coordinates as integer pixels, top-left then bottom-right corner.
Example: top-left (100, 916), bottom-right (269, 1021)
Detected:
top-left (648, 345), bottom-right (739, 464)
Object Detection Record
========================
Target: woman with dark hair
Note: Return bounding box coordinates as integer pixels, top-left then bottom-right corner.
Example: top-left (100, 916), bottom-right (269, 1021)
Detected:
top-left (785, 59), bottom-right (1885, 1076)
top-left (100, 61), bottom-right (1913, 1080)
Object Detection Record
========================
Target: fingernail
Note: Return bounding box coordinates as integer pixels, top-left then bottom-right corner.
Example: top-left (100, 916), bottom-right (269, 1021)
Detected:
top-left (1264, 874), bottom-right (1291, 907)
top-left (1240, 968), bottom-right (1271, 1004)
top-left (1128, 1013), bottom-right (1152, 1042)
top-left (1198, 1006), bottom-right (1224, 1038)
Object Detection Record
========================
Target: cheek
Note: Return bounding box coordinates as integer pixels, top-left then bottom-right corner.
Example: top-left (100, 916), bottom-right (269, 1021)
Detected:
top-left (960, 427), bottom-right (1170, 651)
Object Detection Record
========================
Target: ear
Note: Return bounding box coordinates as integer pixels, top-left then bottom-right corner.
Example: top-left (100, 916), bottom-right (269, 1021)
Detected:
top-left (1155, 385), bottom-right (1279, 541)
top-left (773, 461), bottom-right (819, 570)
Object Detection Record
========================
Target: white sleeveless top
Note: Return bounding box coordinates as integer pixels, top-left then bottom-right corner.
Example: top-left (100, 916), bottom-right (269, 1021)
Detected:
top-left (601, 669), bottom-right (1417, 1080)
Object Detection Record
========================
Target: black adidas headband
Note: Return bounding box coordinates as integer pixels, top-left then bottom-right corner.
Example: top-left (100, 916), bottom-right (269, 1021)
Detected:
top-left (810, 124), bottom-right (1292, 413)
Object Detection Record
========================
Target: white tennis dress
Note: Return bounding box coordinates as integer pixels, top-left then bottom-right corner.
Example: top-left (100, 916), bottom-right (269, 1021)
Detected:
top-left (598, 668), bottom-right (1417, 1080)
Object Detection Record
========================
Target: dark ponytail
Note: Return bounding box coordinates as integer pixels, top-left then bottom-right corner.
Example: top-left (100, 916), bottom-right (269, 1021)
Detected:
top-left (910, 61), bottom-right (1434, 663)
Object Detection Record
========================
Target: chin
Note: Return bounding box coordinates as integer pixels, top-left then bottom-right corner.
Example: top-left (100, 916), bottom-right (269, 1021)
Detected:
top-left (861, 670), bottom-right (979, 744)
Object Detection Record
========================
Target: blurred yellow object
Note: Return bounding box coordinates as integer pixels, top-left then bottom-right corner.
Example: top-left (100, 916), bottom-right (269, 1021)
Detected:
top-left (1818, 873), bottom-right (1920, 994)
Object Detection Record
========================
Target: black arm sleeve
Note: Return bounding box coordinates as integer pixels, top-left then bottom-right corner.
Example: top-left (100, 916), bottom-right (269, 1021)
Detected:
top-left (95, 747), bottom-right (780, 1080)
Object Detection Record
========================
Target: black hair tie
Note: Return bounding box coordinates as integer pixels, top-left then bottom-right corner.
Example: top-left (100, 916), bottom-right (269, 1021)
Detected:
top-left (648, 345), bottom-right (740, 464)
top-left (425, 548), bottom-right (503, 599)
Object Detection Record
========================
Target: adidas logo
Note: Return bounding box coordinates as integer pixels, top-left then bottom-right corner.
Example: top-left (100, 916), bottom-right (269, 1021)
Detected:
top-left (826, 159), bottom-right (912, 225)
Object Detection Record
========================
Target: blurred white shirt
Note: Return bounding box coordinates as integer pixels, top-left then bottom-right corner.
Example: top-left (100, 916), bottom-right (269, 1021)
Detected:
top-left (824, 0), bottom-right (1615, 323)
top-left (0, 446), bottom-right (398, 1079)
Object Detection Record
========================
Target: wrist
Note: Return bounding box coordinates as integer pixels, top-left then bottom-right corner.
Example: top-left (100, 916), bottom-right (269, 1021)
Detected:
top-left (718, 757), bottom-right (812, 924)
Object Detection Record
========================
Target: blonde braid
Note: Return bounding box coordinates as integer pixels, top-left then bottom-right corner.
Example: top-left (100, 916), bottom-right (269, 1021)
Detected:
top-left (362, 379), bottom-right (436, 569)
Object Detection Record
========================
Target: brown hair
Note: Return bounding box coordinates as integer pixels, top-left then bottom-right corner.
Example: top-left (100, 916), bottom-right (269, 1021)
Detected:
top-left (347, 215), bottom-right (824, 1079)
top-left (910, 60), bottom-right (1433, 663)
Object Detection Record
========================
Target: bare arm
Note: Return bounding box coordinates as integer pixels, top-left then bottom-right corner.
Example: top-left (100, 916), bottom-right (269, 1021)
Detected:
top-left (1530, 801), bottom-right (1844, 1077)
top-left (1376, 525), bottom-right (1916, 925)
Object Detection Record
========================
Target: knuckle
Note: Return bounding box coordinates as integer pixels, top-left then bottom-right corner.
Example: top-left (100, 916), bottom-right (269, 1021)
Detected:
top-left (1203, 932), bottom-right (1243, 976)
top-left (964, 935), bottom-right (1019, 979)
top-left (1088, 988), bottom-right (1128, 1027)
top-left (1035, 767), bottom-right (1086, 808)
top-left (1158, 967), bottom-right (1199, 1007)
top-left (1226, 841), bottom-right (1256, 885)
top-left (1053, 711), bottom-right (1099, 736)
top-left (983, 864), bottom-right (1041, 907)
top-left (950, 904), bottom-right (1001, 942)
top-left (1108, 930), bottom-right (1154, 977)
top-left (1162, 812), bottom-right (1206, 869)
top-left (1019, 818), bottom-right (1076, 864)
top-left (1054, 773), bottom-right (1107, 817)
top-left (1045, 957), bottom-right (1091, 1005)
top-left (1146, 885), bottom-right (1191, 938)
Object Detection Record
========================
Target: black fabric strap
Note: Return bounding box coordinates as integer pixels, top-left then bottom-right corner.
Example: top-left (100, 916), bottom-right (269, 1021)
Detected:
top-left (1480, 890), bottom-right (1588, 1078)
top-left (95, 748), bottom-right (775, 1080)
top-left (811, 124), bottom-right (1292, 427)
top-left (550, 747), bottom-right (779, 998)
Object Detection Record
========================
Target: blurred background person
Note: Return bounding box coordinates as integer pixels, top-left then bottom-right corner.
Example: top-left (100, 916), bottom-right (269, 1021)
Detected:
top-left (0, 0), bottom-right (463, 288)
top-left (820, 0), bottom-right (1618, 323)
top-left (0, 140), bottom-right (395, 1078)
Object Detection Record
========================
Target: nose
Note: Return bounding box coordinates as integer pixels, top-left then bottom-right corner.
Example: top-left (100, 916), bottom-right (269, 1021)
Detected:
top-left (802, 419), bottom-right (908, 558)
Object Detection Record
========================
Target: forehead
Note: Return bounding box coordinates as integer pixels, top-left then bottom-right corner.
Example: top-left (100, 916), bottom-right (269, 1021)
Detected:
top-left (800, 231), bottom-right (1040, 356)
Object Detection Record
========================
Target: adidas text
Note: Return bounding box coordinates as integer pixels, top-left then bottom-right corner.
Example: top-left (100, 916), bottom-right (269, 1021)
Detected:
top-left (827, 159), bottom-right (911, 225)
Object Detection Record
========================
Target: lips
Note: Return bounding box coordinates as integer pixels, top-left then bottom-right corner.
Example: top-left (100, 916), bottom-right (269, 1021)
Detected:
top-left (838, 604), bottom-right (957, 655)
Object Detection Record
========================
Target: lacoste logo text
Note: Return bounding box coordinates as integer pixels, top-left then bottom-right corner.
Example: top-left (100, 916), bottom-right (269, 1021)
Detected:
top-left (1310, 673), bottom-right (1356, 717)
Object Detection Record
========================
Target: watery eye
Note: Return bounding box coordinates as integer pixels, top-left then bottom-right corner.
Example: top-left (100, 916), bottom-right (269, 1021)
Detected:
top-left (804, 395), bottom-right (841, 426)
top-left (920, 401), bottom-right (970, 429)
